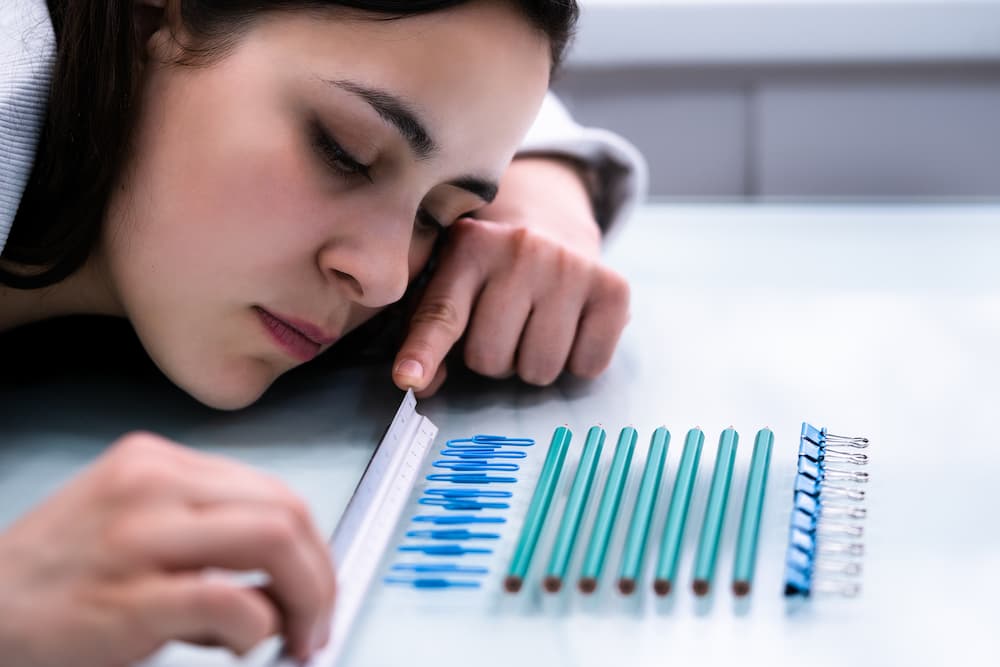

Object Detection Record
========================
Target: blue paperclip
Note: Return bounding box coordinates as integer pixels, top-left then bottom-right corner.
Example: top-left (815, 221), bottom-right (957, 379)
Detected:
top-left (432, 461), bottom-right (520, 472)
top-left (383, 577), bottom-right (481, 589)
top-left (405, 529), bottom-right (501, 540)
top-left (391, 563), bottom-right (490, 575)
top-left (440, 449), bottom-right (527, 460)
top-left (426, 473), bottom-right (517, 484)
top-left (412, 515), bottom-right (507, 525)
top-left (444, 435), bottom-right (535, 448)
top-left (443, 440), bottom-right (503, 450)
top-left (472, 435), bottom-right (534, 446)
top-left (398, 544), bottom-right (493, 556)
top-left (424, 488), bottom-right (513, 498)
top-left (418, 498), bottom-right (510, 510)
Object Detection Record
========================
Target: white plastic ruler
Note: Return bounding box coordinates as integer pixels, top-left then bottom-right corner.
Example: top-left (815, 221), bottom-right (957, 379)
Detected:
top-left (288, 389), bottom-right (438, 667)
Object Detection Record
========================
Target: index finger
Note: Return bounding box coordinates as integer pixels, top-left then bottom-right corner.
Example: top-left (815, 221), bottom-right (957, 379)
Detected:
top-left (392, 225), bottom-right (488, 391)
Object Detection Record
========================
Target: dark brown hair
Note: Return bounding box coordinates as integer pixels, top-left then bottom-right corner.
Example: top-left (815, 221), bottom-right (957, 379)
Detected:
top-left (0, 0), bottom-right (578, 289)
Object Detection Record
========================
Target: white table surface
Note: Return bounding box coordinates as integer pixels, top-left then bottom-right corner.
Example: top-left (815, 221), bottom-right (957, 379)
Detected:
top-left (2, 202), bottom-right (999, 667)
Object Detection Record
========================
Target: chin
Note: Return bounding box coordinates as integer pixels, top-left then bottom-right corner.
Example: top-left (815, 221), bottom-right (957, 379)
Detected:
top-left (170, 359), bottom-right (277, 411)
top-left (191, 385), bottom-right (269, 411)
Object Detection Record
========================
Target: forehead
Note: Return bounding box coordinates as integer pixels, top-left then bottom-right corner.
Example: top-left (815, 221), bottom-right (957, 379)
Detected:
top-left (254, 3), bottom-right (552, 175)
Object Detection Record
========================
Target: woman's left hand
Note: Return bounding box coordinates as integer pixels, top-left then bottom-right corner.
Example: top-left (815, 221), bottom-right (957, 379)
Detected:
top-left (393, 156), bottom-right (630, 397)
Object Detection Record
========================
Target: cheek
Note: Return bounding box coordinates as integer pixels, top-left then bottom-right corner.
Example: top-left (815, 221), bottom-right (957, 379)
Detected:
top-left (102, 96), bottom-right (332, 409)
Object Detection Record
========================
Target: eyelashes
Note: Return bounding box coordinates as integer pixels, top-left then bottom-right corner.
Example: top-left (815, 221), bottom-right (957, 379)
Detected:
top-left (310, 119), bottom-right (445, 235)
top-left (311, 121), bottom-right (373, 183)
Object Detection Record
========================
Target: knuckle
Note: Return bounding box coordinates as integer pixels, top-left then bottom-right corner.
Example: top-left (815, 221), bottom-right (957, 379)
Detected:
top-left (111, 431), bottom-right (167, 457)
top-left (255, 513), bottom-right (298, 557)
top-left (509, 227), bottom-right (544, 265)
top-left (571, 355), bottom-right (609, 380)
top-left (519, 361), bottom-right (562, 387)
top-left (601, 269), bottom-right (632, 306)
top-left (570, 335), bottom-right (617, 379)
top-left (411, 298), bottom-right (464, 335)
top-left (279, 494), bottom-right (315, 537)
top-left (101, 442), bottom-right (175, 500)
top-left (191, 581), bottom-right (241, 618)
top-left (463, 343), bottom-right (511, 378)
top-left (449, 217), bottom-right (490, 249)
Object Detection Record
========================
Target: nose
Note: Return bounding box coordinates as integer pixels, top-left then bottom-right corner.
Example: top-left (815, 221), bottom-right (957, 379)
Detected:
top-left (317, 220), bottom-right (411, 309)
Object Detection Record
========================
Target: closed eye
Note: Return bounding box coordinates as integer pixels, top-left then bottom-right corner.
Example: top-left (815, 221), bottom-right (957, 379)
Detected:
top-left (311, 121), bottom-right (373, 183)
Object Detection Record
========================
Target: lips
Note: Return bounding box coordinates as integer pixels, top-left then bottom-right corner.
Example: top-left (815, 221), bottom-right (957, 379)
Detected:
top-left (254, 306), bottom-right (338, 362)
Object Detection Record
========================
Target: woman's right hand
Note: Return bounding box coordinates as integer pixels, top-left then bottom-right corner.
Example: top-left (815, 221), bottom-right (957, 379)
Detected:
top-left (0, 432), bottom-right (336, 667)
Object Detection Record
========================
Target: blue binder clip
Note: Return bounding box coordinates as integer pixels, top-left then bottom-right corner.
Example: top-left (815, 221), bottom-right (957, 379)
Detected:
top-left (784, 422), bottom-right (869, 599)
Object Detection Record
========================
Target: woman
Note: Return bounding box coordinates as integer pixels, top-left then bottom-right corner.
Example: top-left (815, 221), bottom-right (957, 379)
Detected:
top-left (0, 0), bottom-right (643, 664)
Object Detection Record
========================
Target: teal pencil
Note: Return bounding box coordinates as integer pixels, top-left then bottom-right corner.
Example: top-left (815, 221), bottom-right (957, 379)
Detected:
top-left (579, 427), bottom-right (637, 593)
top-left (544, 426), bottom-right (605, 592)
top-left (617, 427), bottom-right (669, 595)
top-left (653, 428), bottom-right (704, 596)
top-left (504, 426), bottom-right (572, 593)
top-left (692, 428), bottom-right (739, 596)
top-left (732, 428), bottom-right (773, 596)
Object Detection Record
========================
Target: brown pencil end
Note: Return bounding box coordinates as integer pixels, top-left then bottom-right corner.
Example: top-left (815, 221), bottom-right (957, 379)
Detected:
top-left (693, 579), bottom-right (710, 596)
top-left (618, 578), bottom-right (636, 595)
top-left (504, 576), bottom-right (523, 593)
top-left (579, 578), bottom-right (597, 594)
top-left (733, 580), bottom-right (751, 597)
top-left (543, 576), bottom-right (563, 593)
top-left (653, 579), bottom-right (672, 596)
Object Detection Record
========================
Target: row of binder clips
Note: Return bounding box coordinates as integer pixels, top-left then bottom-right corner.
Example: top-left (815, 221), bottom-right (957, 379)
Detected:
top-left (383, 434), bottom-right (534, 590)
top-left (783, 423), bottom-right (870, 598)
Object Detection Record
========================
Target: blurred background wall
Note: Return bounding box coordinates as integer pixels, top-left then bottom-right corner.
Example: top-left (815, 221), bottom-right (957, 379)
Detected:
top-left (553, 0), bottom-right (1000, 198)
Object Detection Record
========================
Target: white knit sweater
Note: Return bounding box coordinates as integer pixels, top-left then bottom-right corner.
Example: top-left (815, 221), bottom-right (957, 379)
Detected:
top-left (0, 0), bottom-right (54, 253)
top-left (0, 1), bottom-right (645, 256)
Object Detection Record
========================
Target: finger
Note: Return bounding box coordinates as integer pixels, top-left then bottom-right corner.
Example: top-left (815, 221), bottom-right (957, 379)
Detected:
top-left (414, 362), bottom-right (448, 400)
top-left (118, 505), bottom-right (335, 660)
top-left (568, 270), bottom-right (631, 378)
top-left (122, 574), bottom-right (279, 659)
top-left (516, 284), bottom-right (589, 387)
top-left (463, 278), bottom-right (532, 379)
top-left (393, 220), bottom-right (496, 391)
top-left (101, 434), bottom-right (321, 515)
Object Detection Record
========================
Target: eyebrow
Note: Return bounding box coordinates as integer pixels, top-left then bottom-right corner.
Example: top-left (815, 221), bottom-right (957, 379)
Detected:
top-left (329, 79), bottom-right (436, 160)
top-left (328, 78), bottom-right (499, 204)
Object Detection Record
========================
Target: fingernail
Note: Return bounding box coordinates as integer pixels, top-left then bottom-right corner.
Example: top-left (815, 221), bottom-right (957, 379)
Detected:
top-left (395, 359), bottom-right (423, 382)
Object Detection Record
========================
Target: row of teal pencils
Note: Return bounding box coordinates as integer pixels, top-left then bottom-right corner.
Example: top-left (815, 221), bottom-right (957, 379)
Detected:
top-left (504, 426), bottom-right (773, 597)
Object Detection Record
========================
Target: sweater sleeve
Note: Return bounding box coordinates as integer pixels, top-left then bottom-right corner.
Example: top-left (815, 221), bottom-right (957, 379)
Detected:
top-left (0, 0), bottom-right (55, 255)
top-left (517, 92), bottom-right (649, 240)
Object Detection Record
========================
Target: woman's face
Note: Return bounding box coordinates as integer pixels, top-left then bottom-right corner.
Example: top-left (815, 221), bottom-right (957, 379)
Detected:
top-left (102, 1), bottom-right (550, 409)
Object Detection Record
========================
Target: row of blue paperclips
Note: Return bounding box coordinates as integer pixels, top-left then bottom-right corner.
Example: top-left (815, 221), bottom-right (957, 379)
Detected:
top-left (384, 434), bottom-right (535, 589)
top-left (783, 423), bottom-right (869, 599)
